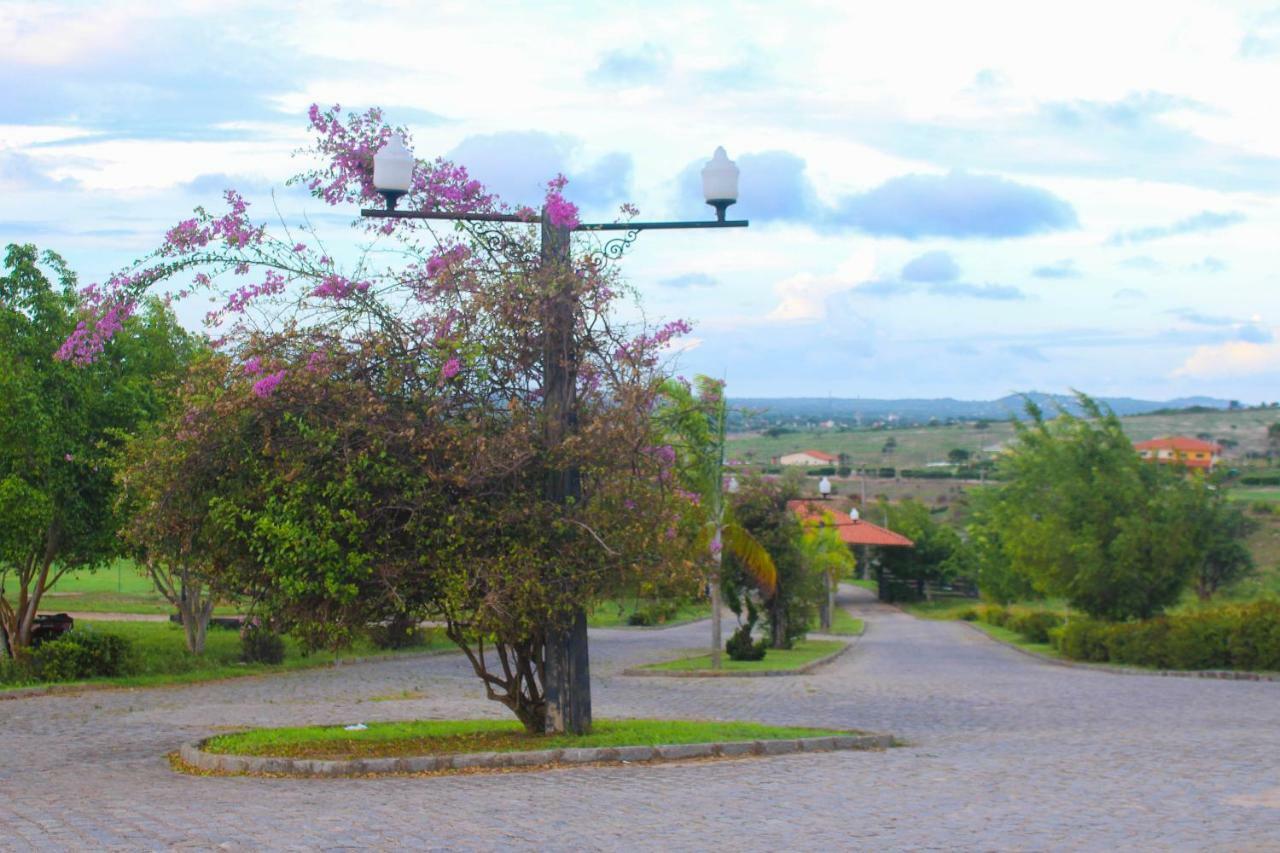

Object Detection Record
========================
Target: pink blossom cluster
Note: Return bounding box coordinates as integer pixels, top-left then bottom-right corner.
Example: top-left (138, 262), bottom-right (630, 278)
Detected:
top-left (440, 356), bottom-right (461, 381)
top-left (206, 270), bottom-right (288, 325)
top-left (614, 319), bottom-right (692, 365)
top-left (426, 243), bottom-right (471, 279)
top-left (160, 191), bottom-right (263, 257)
top-left (544, 174), bottom-right (579, 229)
top-left (311, 273), bottom-right (370, 300)
top-left (55, 297), bottom-right (137, 365)
top-left (252, 370), bottom-right (287, 398)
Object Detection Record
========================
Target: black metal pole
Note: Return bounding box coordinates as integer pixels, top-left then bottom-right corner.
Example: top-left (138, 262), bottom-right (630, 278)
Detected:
top-left (539, 208), bottom-right (591, 735)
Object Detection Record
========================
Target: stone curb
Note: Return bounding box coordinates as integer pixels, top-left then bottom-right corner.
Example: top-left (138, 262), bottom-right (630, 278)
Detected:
top-left (0, 646), bottom-right (461, 703)
top-left (622, 620), bottom-right (865, 678)
top-left (958, 620), bottom-right (1280, 683)
top-left (178, 732), bottom-right (894, 778)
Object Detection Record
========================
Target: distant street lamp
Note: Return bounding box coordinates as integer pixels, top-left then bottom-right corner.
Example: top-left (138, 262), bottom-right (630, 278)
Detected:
top-left (365, 138), bottom-right (748, 735)
top-left (818, 476), bottom-right (832, 499)
top-left (726, 475), bottom-right (740, 494)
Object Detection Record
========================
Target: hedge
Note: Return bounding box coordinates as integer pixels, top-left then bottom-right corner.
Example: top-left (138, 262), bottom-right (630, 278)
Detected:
top-left (971, 601), bottom-right (1280, 672)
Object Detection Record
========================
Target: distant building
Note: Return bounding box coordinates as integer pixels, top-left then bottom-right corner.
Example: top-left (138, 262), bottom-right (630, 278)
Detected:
top-left (1133, 436), bottom-right (1221, 470)
top-left (779, 450), bottom-right (838, 467)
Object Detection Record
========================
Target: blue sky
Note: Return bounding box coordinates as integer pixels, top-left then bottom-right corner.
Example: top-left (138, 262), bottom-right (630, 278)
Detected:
top-left (3, 0), bottom-right (1280, 400)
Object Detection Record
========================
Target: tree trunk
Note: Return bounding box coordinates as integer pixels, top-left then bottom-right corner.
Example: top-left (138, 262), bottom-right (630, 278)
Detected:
top-left (180, 596), bottom-right (214, 655)
top-left (710, 537), bottom-right (723, 669)
top-left (820, 570), bottom-right (834, 631)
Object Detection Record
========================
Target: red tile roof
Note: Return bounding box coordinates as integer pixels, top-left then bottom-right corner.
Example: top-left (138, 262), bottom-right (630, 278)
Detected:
top-left (1133, 436), bottom-right (1221, 453)
top-left (787, 449), bottom-right (838, 462)
top-left (787, 500), bottom-right (914, 548)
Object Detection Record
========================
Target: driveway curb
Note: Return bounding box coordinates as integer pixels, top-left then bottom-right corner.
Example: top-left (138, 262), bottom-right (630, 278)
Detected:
top-left (177, 732), bottom-right (894, 778)
top-left (958, 620), bottom-right (1280, 682)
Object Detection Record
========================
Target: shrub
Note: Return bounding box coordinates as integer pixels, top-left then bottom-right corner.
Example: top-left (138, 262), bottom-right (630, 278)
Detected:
top-left (368, 613), bottom-right (424, 649)
top-left (626, 601), bottom-right (679, 626)
top-left (725, 623), bottom-right (767, 661)
top-left (958, 608), bottom-right (979, 621)
top-left (1240, 474), bottom-right (1280, 486)
top-left (1250, 501), bottom-right (1275, 515)
top-left (1053, 619), bottom-right (1111, 662)
top-left (31, 629), bottom-right (134, 681)
top-left (240, 625), bottom-right (286, 664)
top-left (1007, 610), bottom-right (1063, 644)
top-left (804, 466), bottom-right (836, 476)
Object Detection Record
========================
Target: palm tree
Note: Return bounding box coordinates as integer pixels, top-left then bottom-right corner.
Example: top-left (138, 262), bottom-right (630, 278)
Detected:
top-left (799, 511), bottom-right (857, 631)
top-left (658, 376), bottom-right (777, 668)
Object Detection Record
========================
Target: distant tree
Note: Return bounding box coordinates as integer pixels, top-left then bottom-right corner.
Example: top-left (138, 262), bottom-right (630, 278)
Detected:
top-left (876, 498), bottom-right (970, 601)
top-left (881, 437), bottom-right (897, 454)
top-left (1186, 485), bottom-right (1258, 601)
top-left (947, 448), bottom-right (971, 465)
top-left (1267, 422), bottom-right (1280, 457)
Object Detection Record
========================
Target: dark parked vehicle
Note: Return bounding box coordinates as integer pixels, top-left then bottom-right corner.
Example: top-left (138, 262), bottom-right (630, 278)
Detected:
top-left (0, 613), bottom-right (75, 655)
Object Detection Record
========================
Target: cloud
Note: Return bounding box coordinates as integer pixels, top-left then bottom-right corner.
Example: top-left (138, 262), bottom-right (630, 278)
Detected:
top-left (1173, 337), bottom-right (1280, 378)
top-left (1113, 288), bottom-right (1146, 301)
top-left (1236, 324), bottom-right (1274, 344)
top-left (1118, 255), bottom-right (1163, 272)
top-left (1107, 210), bottom-right (1245, 245)
top-left (1006, 345), bottom-right (1049, 362)
top-left (589, 43), bottom-right (671, 85)
top-left (447, 131), bottom-right (632, 208)
top-left (659, 272), bottom-right (718, 288)
top-left (180, 172), bottom-right (278, 196)
top-left (767, 253), bottom-right (875, 321)
top-left (840, 90), bottom-right (1280, 193)
top-left (829, 171), bottom-right (1078, 239)
top-left (1032, 258), bottom-right (1079, 279)
top-left (901, 250), bottom-right (959, 282)
top-left (1189, 256), bottom-right (1228, 274)
top-left (0, 151), bottom-right (79, 190)
top-left (850, 252), bottom-right (1025, 301)
top-left (1169, 308), bottom-right (1236, 327)
top-left (1241, 9), bottom-right (1280, 58)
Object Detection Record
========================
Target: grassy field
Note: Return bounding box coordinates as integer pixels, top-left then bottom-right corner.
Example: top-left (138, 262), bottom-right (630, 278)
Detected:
top-left (587, 598), bottom-right (710, 628)
top-left (640, 638), bottom-right (846, 673)
top-left (4, 560), bottom-right (240, 616)
top-left (728, 407), bottom-right (1280, 471)
top-left (811, 608), bottom-right (864, 636)
top-left (0, 620), bottom-right (454, 691)
top-left (203, 718), bottom-right (854, 760)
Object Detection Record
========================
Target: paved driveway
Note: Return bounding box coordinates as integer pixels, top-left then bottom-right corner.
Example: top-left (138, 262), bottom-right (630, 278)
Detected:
top-left (2, 587), bottom-right (1277, 850)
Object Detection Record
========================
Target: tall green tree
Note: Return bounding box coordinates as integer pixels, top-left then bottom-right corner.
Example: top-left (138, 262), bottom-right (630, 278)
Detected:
top-left (876, 498), bottom-right (970, 602)
top-left (979, 394), bottom-right (1202, 621)
top-left (1185, 482), bottom-right (1257, 601)
top-left (0, 244), bottom-right (194, 657)
top-left (657, 376), bottom-right (777, 668)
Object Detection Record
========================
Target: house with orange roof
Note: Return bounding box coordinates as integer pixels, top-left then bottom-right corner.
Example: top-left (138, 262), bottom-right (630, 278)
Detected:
top-left (1133, 436), bottom-right (1221, 470)
top-left (778, 449), bottom-right (838, 467)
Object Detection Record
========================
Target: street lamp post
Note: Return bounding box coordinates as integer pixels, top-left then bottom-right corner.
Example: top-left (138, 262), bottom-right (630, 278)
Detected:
top-left (364, 138), bottom-right (748, 735)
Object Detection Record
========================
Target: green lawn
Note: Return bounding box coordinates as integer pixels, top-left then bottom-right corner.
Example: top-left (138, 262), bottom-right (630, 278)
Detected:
top-left (964, 620), bottom-right (1061, 659)
top-left (203, 718), bottom-right (854, 760)
top-left (640, 638), bottom-right (847, 673)
top-left (810, 608), bottom-right (864, 636)
top-left (846, 579), bottom-right (879, 592)
top-left (5, 560), bottom-right (238, 616)
top-left (1227, 488), bottom-right (1280, 503)
top-left (587, 598), bottom-right (710, 628)
top-left (0, 620), bottom-right (455, 691)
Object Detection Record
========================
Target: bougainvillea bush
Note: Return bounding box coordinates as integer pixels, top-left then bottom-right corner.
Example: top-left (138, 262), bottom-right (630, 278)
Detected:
top-left (71, 105), bottom-right (701, 731)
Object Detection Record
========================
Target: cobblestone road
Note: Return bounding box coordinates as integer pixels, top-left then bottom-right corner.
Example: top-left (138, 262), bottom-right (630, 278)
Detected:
top-left (2, 587), bottom-right (1277, 850)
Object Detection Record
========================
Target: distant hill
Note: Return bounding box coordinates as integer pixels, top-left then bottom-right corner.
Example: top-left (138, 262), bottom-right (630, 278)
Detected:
top-left (728, 392), bottom-right (1233, 424)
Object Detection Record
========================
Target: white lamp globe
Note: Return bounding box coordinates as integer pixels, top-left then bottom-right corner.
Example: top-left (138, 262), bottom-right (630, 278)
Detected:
top-left (727, 475), bottom-right (740, 494)
top-left (373, 134), bottom-right (414, 207)
top-left (701, 147), bottom-right (739, 220)
top-left (818, 476), bottom-right (832, 497)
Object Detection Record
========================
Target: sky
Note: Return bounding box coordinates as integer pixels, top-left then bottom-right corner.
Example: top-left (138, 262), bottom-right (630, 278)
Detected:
top-left (3, 0), bottom-right (1280, 401)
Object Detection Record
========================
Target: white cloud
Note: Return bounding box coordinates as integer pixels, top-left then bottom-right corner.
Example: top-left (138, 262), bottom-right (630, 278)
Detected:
top-left (1172, 336), bottom-right (1280, 378)
top-left (766, 251), bottom-right (875, 322)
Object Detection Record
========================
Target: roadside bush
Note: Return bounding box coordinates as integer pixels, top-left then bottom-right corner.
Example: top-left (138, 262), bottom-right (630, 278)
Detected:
top-left (1049, 601), bottom-right (1280, 671)
top-left (1006, 610), bottom-right (1063, 644)
top-left (1053, 619), bottom-right (1112, 662)
top-left (1250, 501), bottom-right (1275, 515)
top-left (958, 608), bottom-right (979, 621)
top-left (626, 601), bottom-right (680, 626)
top-left (804, 466), bottom-right (836, 476)
top-left (1240, 474), bottom-right (1280, 486)
top-left (240, 625), bottom-right (286, 664)
top-left (31, 629), bottom-right (135, 681)
top-left (725, 623), bottom-right (767, 661)
top-left (368, 612), bottom-right (425, 649)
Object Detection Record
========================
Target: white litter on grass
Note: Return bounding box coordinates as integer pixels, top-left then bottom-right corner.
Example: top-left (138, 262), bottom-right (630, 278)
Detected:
top-left (344, 723), bottom-right (368, 731)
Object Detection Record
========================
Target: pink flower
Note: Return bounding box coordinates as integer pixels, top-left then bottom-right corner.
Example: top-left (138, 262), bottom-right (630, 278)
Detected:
top-left (440, 356), bottom-right (461, 380)
top-left (243, 357), bottom-right (263, 376)
top-left (252, 370), bottom-right (286, 398)
top-left (64, 453), bottom-right (74, 462)
top-left (544, 174), bottom-right (579, 229)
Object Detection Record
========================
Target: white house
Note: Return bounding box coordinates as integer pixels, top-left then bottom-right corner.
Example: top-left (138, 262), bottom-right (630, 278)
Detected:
top-left (779, 449), bottom-right (838, 467)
